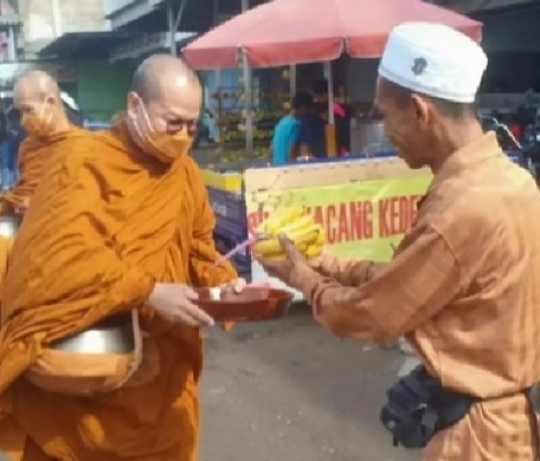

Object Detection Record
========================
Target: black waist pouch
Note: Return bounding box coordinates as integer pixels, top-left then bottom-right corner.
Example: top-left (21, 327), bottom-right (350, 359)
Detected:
top-left (380, 365), bottom-right (477, 448)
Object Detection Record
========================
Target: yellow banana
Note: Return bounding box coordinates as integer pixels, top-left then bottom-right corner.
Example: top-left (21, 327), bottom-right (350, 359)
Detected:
top-left (315, 230), bottom-right (327, 245)
top-left (253, 238), bottom-right (282, 256)
top-left (290, 228), bottom-right (320, 246)
top-left (272, 206), bottom-right (304, 232)
top-left (264, 206), bottom-right (305, 235)
top-left (255, 208), bottom-right (327, 258)
top-left (280, 215), bottom-right (316, 236)
top-left (260, 253), bottom-right (287, 261)
top-left (305, 244), bottom-right (323, 258)
top-left (297, 242), bottom-right (308, 253)
top-left (254, 229), bottom-right (319, 257)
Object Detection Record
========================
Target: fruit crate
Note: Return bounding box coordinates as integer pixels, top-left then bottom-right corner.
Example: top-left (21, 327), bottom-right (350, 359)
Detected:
top-left (211, 87), bottom-right (289, 152)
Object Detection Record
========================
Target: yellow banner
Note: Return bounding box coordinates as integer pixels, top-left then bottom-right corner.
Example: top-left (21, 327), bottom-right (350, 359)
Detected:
top-left (245, 175), bottom-right (432, 262)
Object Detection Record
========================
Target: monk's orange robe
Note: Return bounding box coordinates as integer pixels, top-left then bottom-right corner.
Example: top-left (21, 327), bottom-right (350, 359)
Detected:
top-left (0, 236), bottom-right (13, 289)
top-left (0, 122), bottom-right (237, 460)
top-left (0, 130), bottom-right (81, 215)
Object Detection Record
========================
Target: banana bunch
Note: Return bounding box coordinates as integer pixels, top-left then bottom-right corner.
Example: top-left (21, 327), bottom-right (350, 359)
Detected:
top-left (253, 206), bottom-right (327, 261)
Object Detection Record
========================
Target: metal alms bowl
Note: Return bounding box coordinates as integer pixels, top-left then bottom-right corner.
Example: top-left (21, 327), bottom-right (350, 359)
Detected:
top-left (0, 214), bottom-right (20, 239)
top-left (51, 313), bottom-right (136, 355)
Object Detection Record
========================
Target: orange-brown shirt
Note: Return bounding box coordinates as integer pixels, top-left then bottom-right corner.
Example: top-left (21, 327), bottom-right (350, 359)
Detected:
top-left (294, 132), bottom-right (540, 460)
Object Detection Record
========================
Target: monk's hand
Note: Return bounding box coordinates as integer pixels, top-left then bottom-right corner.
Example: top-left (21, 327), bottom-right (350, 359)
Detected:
top-left (14, 197), bottom-right (30, 215)
top-left (148, 283), bottom-right (215, 327)
top-left (256, 234), bottom-right (313, 290)
top-left (218, 278), bottom-right (246, 333)
top-left (220, 277), bottom-right (247, 295)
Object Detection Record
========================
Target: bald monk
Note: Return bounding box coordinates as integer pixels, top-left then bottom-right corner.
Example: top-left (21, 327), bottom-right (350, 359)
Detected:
top-left (0, 54), bottom-right (244, 460)
top-left (0, 70), bottom-right (79, 215)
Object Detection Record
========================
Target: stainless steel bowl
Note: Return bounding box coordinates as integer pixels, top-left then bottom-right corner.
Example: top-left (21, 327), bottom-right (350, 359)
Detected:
top-left (51, 313), bottom-right (136, 354)
top-left (0, 214), bottom-right (20, 239)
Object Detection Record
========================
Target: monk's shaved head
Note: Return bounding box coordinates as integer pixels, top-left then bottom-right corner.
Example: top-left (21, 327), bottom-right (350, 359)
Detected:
top-left (14, 69), bottom-right (70, 136)
top-left (126, 53), bottom-right (203, 151)
top-left (130, 54), bottom-right (200, 103)
top-left (14, 70), bottom-right (61, 102)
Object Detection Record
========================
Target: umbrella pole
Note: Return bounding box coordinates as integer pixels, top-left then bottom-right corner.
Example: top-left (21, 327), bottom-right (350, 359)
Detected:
top-left (166, 0), bottom-right (188, 55)
top-left (216, 69), bottom-right (222, 151)
top-left (240, 0), bottom-right (254, 155)
top-left (290, 65), bottom-right (296, 96)
top-left (242, 49), bottom-right (254, 155)
top-left (324, 61), bottom-right (337, 158)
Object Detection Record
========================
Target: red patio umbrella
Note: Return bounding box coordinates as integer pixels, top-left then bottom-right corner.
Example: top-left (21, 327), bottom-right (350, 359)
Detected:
top-left (183, 0), bottom-right (482, 70)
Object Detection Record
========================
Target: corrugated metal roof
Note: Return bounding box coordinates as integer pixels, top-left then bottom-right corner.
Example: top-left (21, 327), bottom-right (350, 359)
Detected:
top-left (106, 0), bottom-right (166, 28)
top-left (105, 0), bottom-right (165, 18)
top-left (38, 31), bottom-right (135, 59)
top-left (109, 31), bottom-right (196, 62)
top-left (0, 13), bottom-right (20, 27)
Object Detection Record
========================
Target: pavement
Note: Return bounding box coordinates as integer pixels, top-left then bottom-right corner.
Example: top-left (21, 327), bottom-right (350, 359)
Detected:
top-left (200, 305), bottom-right (419, 461)
top-left (0, 306), bottom-right (420, 461)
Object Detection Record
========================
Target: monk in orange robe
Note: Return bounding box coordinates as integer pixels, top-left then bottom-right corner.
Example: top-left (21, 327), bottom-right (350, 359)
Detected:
top-left (260, 24), bottom-right (540, 461)
top-left (0, 54), bottom-right (243, 460)
top-left (0, 70), bottom-right (80, 216)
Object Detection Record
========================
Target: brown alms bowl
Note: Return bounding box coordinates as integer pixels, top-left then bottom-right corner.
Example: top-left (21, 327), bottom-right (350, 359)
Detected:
top-left (195, 286), bottom-right (294, 322)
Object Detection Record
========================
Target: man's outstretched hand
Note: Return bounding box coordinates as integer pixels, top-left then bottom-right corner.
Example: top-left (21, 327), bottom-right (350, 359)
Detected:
top-left (256, 234), bottom-right (315, 290)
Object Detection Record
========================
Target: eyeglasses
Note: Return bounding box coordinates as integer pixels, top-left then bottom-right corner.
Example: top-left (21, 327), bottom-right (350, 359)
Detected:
top-left (138, 97), bottom-right (199, 138)
top-left (165, 118), bottom-right (199, 137)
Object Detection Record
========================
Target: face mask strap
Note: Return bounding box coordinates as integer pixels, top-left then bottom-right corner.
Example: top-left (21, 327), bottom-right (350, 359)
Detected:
top-left (128, 100), bottom-right (150, 144)
top-left (38, 100), bottom-right (54, 128)
top-left (139, 100), bottom-right (156, 133)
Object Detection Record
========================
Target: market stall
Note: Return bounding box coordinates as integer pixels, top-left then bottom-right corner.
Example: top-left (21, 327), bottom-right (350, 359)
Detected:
top-left (182, 0), bottom-right (483, 290)
top-left (184, 0), bottom-right (481, 155)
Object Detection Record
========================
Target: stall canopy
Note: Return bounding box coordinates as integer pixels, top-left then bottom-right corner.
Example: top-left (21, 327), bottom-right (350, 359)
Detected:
top-left (183, 0), bottom-right (482, 69)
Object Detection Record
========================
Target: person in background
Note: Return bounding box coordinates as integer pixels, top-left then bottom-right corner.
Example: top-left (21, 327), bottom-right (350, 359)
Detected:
top-left (271, 91), bottom-right (313, 165)
top-left (0, 71), bottom-right (81, 216)
top-left (0, 101), bottom-right (12, 191)
top-left (310, 80), bottom-right (351, 156)
top-left (6, 107), bottom-right (24, 183)
top-left (297, 86), bottom-right (326, 159)
top-left (334, 83), bottom-right (351, 155)
top-left (259, 22), bottom-right (540, 460)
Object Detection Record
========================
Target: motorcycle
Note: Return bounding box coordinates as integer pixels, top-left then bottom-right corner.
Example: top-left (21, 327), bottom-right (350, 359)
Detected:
top-left (478, 115), bottom-right (538, 178)
top-left (479, 115), bottom-right (522, 152)
top-left (522, 124), bottom-right (540, 180)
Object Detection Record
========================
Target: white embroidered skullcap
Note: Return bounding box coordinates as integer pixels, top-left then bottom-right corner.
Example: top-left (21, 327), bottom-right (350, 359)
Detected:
top-left (378, 22), bottom-right (488, 104)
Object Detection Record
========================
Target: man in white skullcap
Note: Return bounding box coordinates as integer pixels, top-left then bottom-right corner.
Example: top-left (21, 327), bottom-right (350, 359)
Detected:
top-left (258, 22), bottom-right (540, 460)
